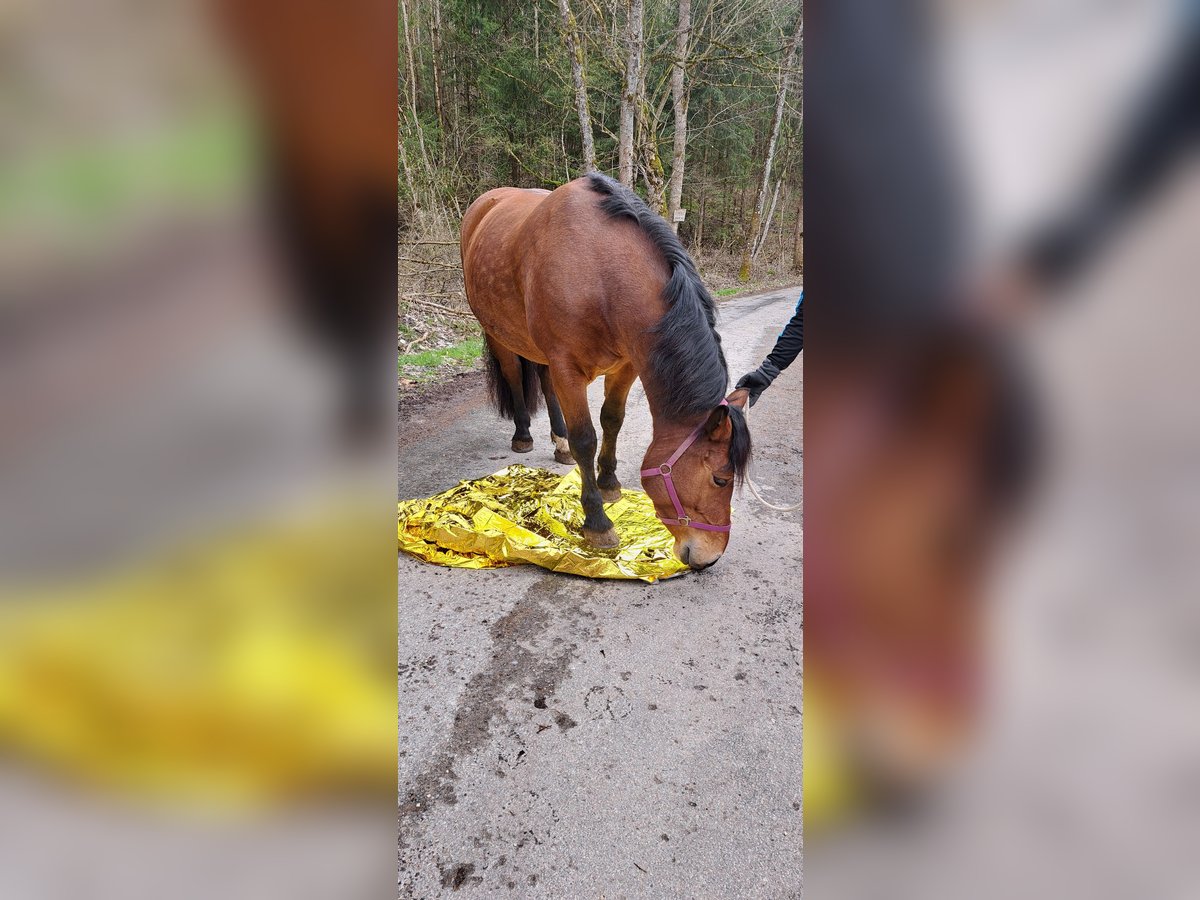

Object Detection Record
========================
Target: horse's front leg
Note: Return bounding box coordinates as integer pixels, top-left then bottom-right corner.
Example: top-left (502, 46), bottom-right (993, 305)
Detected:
top-left (597, 366), bottom-right (636, 503)
top-left (552, 367), bottom-right (618, 548)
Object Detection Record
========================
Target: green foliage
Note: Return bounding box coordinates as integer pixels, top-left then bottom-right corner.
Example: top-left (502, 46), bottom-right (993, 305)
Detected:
top-left (0, 104), bottom-right (252, 233)
top-left (401, 0), bottom-right (802, 259)
top-left (398, 336), bottom-right (485, 376)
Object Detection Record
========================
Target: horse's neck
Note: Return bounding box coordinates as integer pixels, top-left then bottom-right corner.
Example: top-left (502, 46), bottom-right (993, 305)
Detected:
top-left (632, 296), bottom-right (724, 436)
top-left (640, 379), bottom-right (705, 441)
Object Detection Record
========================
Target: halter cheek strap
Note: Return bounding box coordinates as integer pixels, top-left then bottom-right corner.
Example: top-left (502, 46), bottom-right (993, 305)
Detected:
top-left (640, 399), bottom-right (732, 533)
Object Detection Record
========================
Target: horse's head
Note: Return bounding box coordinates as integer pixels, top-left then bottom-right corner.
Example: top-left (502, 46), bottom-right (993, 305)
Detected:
top-left (641, 389), bottom-right (752, 570)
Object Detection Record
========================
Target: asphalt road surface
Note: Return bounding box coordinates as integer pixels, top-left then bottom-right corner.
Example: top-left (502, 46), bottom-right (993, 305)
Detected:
top-left (398, 286), bottom-right (804, 898)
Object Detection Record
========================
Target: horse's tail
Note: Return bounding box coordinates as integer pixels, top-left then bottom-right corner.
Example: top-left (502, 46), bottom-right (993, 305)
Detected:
top-left (483, 342), bottom-right (544, 420)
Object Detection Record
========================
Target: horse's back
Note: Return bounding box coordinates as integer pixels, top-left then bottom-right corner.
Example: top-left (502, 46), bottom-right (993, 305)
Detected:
top-left (520, 178), bottom-right (669, 290)
top-left (461, 187), bottom-right (549, 262)
top-left (461, 178), bottom-right (669, 373)
top-left (519, 180), bottom-right (671, 367)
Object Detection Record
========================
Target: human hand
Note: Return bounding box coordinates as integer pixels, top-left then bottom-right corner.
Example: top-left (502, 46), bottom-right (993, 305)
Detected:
top-left (734, 368), bottom-right (773, 407)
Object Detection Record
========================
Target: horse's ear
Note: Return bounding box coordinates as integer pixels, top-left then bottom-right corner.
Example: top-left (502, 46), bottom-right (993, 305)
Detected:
top-left (726, 388), bottom-right (750, 410)
top-left (705, 404), bottom-right (732, 440)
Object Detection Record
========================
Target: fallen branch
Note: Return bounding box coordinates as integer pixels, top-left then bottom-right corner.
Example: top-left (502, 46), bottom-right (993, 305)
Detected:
top-left (401, 291), bottom-right (464, 299)
top-left (398, 256), bottom-right (462, 269)
top-left (400, 296), bottom-right (475, 319)
top-left (399, 328), bottom-right (432, 354)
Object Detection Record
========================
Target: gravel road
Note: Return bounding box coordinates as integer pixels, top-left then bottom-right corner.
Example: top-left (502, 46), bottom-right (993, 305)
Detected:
top-left (398, 286), bottom-right (804, 898)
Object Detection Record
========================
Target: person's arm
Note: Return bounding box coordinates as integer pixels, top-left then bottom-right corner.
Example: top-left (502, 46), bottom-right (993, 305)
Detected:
top-left (736, 296), bottom-right (804, 406)
top-left (1022, 20), bottom-right (1200, 289)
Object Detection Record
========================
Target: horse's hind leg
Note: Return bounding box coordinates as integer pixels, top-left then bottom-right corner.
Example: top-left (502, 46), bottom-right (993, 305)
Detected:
top-left (538, 368), bottom-right (572, 464)
top-left (552, 366), bottom-right (618, 548)
top-left (485, 337), bottom-right (534, 452)
top-left (597, 366), bottom-right (636, 503)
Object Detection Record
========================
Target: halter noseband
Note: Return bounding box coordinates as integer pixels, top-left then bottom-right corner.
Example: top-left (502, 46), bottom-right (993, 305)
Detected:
top-left (640, 399), bottom-right (731, 533)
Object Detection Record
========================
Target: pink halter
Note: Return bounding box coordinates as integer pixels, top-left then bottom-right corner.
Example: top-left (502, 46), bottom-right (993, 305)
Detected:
top-left (640, 399), bottom-right (731, 533)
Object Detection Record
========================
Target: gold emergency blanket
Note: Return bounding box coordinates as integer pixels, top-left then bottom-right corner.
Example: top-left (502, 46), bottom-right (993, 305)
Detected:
top-left (397, 465), bottom-right (689, 582)
top-left (0, 510), bottom-right (396, 809)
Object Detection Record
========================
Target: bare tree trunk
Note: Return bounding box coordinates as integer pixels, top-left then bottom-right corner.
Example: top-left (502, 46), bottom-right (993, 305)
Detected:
top-left (400, 0), bottom-right (420, 129)
top-left (637, 72), bottom-right (666, 213)
top-left (399, 140), bottom-right (418, 220)
top-left (400, 0), bottom-right (436, 200)
top-left (774, 182), bottom-right (788, 266)
top-left (638, 121), bottom-right (666, 215)
top-left (721, 178), bottom-right (730, 246)
top-left (557, 0), bottom-right (597, 172)
top-left (666, 0), bottom-right (692, 232)
top-left (793, 195), bottom-right (804, 273)
top-left (695, 140), bottom-right (709, 247)
top-left (752, 177), bottom-right (781, 259)
top-left (619, 0), bottom-right (643, 186)
top-left (739, 17), bottom-right (802, 281)
top-left (430, 0), bottom-right (446, 132)
top-left (534, 2), bottom-right (539, 61)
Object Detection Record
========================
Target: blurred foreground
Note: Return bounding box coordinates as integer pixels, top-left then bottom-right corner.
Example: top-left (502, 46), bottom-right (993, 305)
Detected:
top-left (1, 0), bottom-right (397, 897)
top-left (805, 0), bottom-right (1199, 896)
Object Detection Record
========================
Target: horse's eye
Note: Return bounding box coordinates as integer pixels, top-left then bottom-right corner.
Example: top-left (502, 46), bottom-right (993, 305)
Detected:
top-left (712, 475), bottom-right (730, 488)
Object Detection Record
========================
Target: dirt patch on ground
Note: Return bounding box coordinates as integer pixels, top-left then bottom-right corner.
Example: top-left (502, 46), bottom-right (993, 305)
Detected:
top-left (397, 369), bottom-right (487, 450)
top-left (397, 578), bottom-right (591, 851)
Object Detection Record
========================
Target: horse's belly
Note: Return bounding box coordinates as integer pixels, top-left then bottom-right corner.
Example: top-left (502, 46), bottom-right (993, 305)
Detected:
top-left (483, 319), bottom-right (546, 363)
top-left (464, 276), bottom-right (546, 361)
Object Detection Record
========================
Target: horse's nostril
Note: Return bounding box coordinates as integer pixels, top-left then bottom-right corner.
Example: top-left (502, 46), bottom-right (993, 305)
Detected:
top-left (680, 545), bottom-right (692, 566)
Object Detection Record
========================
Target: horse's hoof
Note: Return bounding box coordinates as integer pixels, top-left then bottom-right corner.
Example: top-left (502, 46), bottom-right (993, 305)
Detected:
top-left (582, 527), bottom-right (619, 549)
top-left (552, 435), bottom-right (572, 465)
top-left (512, 438), bottom-right (534, 453)
top-left (600, 485), bottom-right (623, 503)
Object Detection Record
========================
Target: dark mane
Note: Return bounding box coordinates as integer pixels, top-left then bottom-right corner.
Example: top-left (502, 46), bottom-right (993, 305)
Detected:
top-left (727, 403), bottom-right (752, 486)
top-left (585, 173), bottom-right (727, 418)
top-left (584, 173), bottom-right (749, 482)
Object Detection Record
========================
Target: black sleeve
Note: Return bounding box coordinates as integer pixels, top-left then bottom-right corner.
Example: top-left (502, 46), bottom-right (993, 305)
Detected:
top-left (760, 299), bottom-right (804, 380)
top-left (1024, 22), bottom-right (1200, 287)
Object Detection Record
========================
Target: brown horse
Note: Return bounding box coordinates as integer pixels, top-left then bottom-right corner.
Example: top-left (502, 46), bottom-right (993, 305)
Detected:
top-left (460, 174), bottom-right (751, 569)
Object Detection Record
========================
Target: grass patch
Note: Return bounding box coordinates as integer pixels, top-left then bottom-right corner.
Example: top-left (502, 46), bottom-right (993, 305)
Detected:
top-left (715, 287), bottom-right (740, 298)
top-left (0, 105), bottom-right (254, 233)
top-left (398, 336), bottom-right (484, 379)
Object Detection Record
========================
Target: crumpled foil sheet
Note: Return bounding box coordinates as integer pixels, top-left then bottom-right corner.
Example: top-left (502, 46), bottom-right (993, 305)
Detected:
top-left (0, 510), bottom-right (397, 808)
top-left (397, 464), bottom-right (689, 582)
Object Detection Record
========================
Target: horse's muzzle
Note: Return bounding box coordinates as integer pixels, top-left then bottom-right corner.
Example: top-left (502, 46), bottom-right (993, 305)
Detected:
top-left (679, 540), bottom-right (723, 571)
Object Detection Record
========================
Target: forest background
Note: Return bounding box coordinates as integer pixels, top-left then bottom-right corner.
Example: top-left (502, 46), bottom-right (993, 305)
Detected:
top-left (399, 0), bottom-right (802, 379)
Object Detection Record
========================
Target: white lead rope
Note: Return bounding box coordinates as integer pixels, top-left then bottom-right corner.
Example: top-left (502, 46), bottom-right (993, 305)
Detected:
top-left (740, 401), bottom-right (803, 512)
